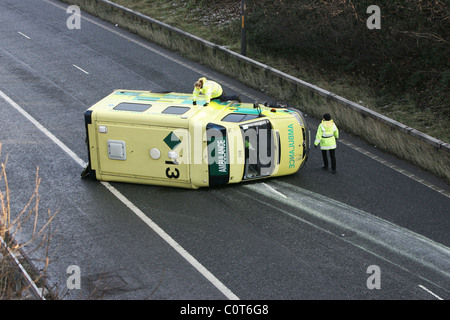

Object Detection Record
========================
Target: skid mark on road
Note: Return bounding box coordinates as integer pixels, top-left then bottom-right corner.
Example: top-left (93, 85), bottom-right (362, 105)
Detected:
top-left (244, 180), bottom-right (450, 294)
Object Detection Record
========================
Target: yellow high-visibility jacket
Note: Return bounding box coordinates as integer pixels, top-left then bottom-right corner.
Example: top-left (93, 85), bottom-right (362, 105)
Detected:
top-left (192, 77), bottom-right (223, 103)
top-left (314, 119), bottom-right (339, 150)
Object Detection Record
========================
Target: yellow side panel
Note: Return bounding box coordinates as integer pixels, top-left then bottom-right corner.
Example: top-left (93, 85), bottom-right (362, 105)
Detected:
top-left (95, 122), bottom-right (190, 184)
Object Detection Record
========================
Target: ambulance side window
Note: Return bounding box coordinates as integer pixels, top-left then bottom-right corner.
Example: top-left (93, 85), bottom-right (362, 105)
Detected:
top-left (222, 113), bottom-right (259, 123)
top-left (162, 106), bottom-right (190, 115)
top-left (113, 102), bottom-right (152, 112)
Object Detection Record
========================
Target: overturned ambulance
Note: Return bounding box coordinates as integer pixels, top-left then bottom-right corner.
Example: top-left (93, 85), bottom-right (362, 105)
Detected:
top-left (82, 90), bottom-right (309, 189)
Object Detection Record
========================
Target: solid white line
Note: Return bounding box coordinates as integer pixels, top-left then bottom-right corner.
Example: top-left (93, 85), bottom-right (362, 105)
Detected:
top-left (418, 285), bottom-right (443, 300)
top-left (18, 31), bottom-right (30, 39)
top-left (0, 89), bottom-right (239, 300)
top-left (72, 64), bottom-right (89, 75)
top-left (0, 90), bottom-right (86, 168)
top-left (101, 181), bottom-right (239, 300)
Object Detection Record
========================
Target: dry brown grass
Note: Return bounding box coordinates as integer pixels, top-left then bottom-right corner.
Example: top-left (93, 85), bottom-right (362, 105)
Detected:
top-left (0, 143), bottom-right (57, 299)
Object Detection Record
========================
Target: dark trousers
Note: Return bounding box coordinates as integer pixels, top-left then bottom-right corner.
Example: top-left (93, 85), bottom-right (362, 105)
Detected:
top-left (322, 149), bottom-right (336, 171)
top-left (214, 92), bottom-right (240, 102)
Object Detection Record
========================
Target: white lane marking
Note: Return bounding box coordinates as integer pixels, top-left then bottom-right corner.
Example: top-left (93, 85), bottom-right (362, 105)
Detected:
top-left (18, 31), bottom-right (30, 39)
top-left (0, 90), bottom-right (86, 168)
top-left (418, 285), bottom-right (443, 300)
top-left (72, 64), bottom-right (89, 75)
top-left (0, 89), bottom-right (239, 300)
top-left (42, 0), bottom-right (258, 101)
top-left (101, 181), bottom-right (239, 300)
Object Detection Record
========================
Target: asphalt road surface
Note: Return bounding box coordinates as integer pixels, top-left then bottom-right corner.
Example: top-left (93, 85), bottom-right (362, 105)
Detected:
top-left (0, 0), bottom-right (449, 302)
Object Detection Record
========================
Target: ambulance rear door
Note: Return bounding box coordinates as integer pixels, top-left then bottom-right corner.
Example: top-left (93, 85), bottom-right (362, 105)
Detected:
top-left (95, 122), bottom-right (190, 185)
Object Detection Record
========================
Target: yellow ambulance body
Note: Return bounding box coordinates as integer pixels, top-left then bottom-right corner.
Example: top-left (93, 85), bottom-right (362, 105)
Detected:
top-left (82, 90), bottom-right (309, 189)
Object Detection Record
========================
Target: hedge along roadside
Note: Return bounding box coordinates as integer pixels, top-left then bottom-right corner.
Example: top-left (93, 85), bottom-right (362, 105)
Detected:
top-left (59, 0), bottom-right (450, 183)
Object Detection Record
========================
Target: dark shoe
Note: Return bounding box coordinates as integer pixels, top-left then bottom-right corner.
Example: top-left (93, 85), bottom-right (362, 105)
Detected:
top-left (322, 166), bottom-right (328, 170)
top-left (332, 170), bottom-right (337, 174)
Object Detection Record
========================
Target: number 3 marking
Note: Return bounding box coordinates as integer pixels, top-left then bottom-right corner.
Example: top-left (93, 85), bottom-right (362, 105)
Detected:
top-left (166, 167), bottom-right (180, 179)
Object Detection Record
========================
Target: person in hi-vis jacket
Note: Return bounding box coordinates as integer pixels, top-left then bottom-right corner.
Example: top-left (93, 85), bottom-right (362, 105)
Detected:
top-left (314, 113), bottom-right (339, 174)
top-left (192, 77), bottom-right (240, 106)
